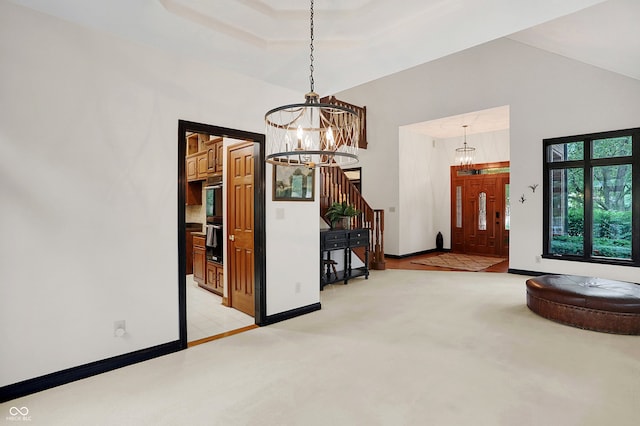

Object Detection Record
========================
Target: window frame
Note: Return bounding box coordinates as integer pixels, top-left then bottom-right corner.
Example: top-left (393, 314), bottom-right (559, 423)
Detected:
top-left (542, 127), bottom-right (640, 267)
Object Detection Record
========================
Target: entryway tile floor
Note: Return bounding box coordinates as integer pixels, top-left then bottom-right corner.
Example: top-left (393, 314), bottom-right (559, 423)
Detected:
top-left (186, 274), bottom-right (254, 342)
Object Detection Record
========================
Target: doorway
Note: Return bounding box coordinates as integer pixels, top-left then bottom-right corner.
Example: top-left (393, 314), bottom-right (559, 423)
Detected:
top-left (451, 161), bottom-right (510, 257)
top-left (178, 121), bottom-right (266, 349)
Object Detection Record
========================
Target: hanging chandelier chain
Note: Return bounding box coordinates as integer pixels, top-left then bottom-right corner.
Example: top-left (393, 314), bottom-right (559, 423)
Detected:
top-left (309, 0), bottom-right (315, 93)
top-left (463, 124), bottom-right (468, 147)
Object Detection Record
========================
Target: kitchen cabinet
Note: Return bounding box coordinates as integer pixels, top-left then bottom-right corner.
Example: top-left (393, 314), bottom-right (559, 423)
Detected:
top-left (193, 233), bottom-right (224, 295)
top-left (187, 137), bottom-right (222, 182)
top-left (205, 137), bottom-right (223, 175)
top-left (186, 132), bottom-right (205, 182)
top-left (186, 152), bottom-right (208, 182)
top-left (197, 152), bottom-right (208, 178)
top-left (214, 139), bottom-right (224, 174)
top-left (185, 223), bottom-right (202, 274)
top-left (186, 155), bottom-right (198, 181)
top-left (186, 132), bottom-right (200, 155)
top-left (193, 233), bottom-right (206, 285)
top-left (205, 260), bottom-right (224, 296)
top-left (206, 141), bottom-right (216, 174)
top-left (204, 137), bottom-right (224, 176)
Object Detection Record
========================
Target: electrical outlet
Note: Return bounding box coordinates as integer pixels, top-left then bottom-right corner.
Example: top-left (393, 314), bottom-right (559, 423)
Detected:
top-left (114, 320), bottom-right (126, 337)
top-left (535, 255), bottom-right (541, 263)
top-left (295, 282), bottom-right (301, 294)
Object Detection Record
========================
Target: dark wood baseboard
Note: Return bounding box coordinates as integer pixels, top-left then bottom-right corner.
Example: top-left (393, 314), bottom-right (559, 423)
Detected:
top-left (508, 268), bottom-right (548, 276)
top-left (0, 340), bottom-right (181, 403)
top-left (258, 303), bottom-right (321, 326)
top-left (385, 248), bottom-right (449, 259)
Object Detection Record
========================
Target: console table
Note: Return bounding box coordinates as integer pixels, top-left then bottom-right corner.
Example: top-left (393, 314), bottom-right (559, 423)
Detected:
top-left (320, 228), bottom-right (369, 289)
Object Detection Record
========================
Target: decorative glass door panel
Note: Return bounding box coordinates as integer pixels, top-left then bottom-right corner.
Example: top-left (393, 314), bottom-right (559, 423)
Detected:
top-left (456, 186), bottom-right (462, 228)
top-left (478, 192), bottom-right (487, 231)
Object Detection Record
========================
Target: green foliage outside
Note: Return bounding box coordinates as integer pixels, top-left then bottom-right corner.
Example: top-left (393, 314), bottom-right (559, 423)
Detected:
top-left (552, 208), bottom-right (632, 258)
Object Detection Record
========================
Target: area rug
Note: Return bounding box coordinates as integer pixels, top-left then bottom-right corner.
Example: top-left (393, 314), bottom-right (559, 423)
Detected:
top-left (410, 253), bottom-right (506, 272)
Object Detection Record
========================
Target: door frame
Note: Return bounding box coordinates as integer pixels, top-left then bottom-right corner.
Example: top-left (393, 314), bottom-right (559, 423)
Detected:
top-left (178, 120), bottom-right (267, 350)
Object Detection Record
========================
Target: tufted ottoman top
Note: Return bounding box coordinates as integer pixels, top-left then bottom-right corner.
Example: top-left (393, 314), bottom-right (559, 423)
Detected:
top-left (526, 274), bottom-right (640, 314)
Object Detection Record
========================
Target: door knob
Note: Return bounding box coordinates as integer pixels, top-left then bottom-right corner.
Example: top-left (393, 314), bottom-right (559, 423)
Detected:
top-left (229, 234), bottom-right (235, 241)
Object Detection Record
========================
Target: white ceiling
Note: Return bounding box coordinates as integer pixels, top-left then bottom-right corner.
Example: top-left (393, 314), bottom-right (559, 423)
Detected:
top-left (508, 0), bottom-right (640, 84)
top-left (9, 0), bottom-right (640, 137)
top-left (406, 106), bottom-right (510, 139)
top-left (12, 0), bottom-right (640, 92)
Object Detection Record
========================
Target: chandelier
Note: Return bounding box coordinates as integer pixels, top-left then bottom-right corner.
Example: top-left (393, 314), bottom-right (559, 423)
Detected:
top-left (264, 0), bottom-right (359, 168)
top-left (455, 125), bottom-right (475, 169)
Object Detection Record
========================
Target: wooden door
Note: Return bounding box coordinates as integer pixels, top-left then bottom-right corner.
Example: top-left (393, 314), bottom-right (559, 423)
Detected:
top-left (227, 142), bottom-right (256, 316)
top-left (451, 162), bottom-right (509, 257)
top-left (464, 177), bottom-right (499, 255)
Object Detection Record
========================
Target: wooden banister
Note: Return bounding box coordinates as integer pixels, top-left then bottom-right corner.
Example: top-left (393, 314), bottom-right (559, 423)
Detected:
top-left (320, 167), bottom-right (386, 270)
top-left (320, 96), bottom-right (367, 149)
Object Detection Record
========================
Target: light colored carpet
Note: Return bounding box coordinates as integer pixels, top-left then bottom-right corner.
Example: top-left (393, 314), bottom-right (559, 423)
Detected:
top-left (3, 270), bottom-right (639, 425)
top-left (411, 252), bottom-right (506, 271)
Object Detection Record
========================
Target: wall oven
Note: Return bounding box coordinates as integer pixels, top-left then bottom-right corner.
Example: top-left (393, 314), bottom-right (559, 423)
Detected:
top-left (204, 176), bottom-right (223, 262)
top-left (205, 177), bottom-right (222, 222)
top-left (205, 223), bottom-right (223, 262)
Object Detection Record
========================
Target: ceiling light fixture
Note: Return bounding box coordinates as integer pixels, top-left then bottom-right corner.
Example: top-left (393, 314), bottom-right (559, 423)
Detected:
top-left (264, 0), bottom-right (359, 168)
top-left (455, 125), bottom-right (475, 169)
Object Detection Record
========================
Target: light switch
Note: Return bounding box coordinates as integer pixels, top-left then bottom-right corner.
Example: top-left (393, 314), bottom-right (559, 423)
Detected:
top-left (276, 208), bottom-right (285, 220)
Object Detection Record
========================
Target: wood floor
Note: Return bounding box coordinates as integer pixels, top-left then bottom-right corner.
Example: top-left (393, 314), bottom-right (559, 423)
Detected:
top-left (385, 251), bottom-right (509, 273)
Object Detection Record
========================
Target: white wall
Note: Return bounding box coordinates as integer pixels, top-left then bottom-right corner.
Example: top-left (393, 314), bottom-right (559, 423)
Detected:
top-left (266, 165), bottom-right (320, 315)
top-left (338, 38), bottom-right (640, 282)
top-left (0, 2), bottom-right (307, 387)
top-left (398, 128), bottom-right (432, 254)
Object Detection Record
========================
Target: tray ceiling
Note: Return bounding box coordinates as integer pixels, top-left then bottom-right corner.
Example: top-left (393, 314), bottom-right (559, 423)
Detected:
top-left (8, 0), bottom-right (639, 97)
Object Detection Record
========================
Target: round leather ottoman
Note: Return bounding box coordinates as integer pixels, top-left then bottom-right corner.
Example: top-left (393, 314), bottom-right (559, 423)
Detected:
top-left (526, 274), bottom-right (640, 335)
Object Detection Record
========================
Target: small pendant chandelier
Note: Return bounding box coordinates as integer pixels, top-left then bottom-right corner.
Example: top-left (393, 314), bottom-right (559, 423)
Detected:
top-left (455, 125), bottom-right (475, 169)
top-left (265, 0), bottom-right (359, 168)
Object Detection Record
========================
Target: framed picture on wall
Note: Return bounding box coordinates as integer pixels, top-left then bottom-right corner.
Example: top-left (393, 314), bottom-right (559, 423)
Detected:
top-left (273, 164), bottom-right (315, 201)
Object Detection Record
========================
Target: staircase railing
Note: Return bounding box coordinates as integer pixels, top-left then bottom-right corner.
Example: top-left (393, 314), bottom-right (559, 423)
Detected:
top-left (320, 96), bottom-right (368, 149)
top-left (320, 167), bottom-right (386, 270)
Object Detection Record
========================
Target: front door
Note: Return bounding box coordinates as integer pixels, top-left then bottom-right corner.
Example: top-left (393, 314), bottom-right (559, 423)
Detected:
top-left (451, 162), bottom-right (509, 256)
top-left (228, 142), bottom-right (256, 316)
top-left (463, 177), bottom-right (501, 255)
